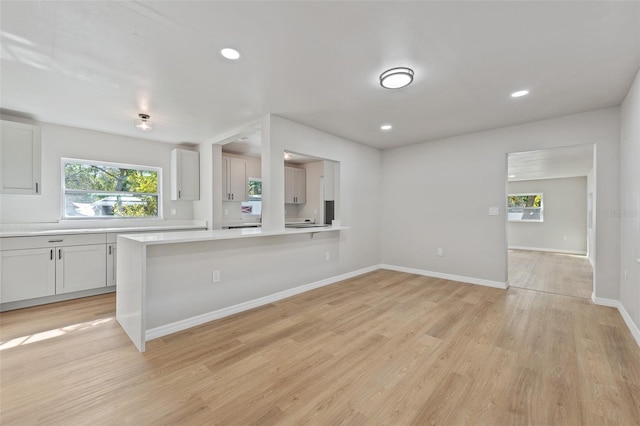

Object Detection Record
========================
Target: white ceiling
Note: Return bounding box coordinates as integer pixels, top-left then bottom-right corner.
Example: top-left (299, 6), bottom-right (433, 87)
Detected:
top-left (1, 1), bottom-right (639, 150)
top-left (508, 144), bottom-right (594, 182)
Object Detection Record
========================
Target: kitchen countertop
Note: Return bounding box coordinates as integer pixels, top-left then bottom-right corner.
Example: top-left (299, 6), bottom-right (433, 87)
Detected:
top-left (0, 221), bottom-right (207, 238)
top-left (120, 225), bottom-right (348, 246)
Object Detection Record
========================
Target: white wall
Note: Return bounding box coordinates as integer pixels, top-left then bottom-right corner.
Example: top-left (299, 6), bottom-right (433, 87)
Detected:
top-left (380, 108), bottom-right (620, 299)
top-left (620, 68), bottom-right (640, 336)
top-left (0, 120), bottom-right (194, 225)
top-left (508, 177), bottom-right (587, 254)
top-left (262, 115), bottom-right (381, 272)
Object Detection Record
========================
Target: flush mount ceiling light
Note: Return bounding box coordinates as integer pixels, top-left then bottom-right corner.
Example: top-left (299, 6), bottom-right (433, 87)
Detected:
top-left (220, 48), bottom-right (240, 60)
top-left (380, 124), bottom-right (393, 131)
top-left (511, 90), bottom-right (529, 98)
top-left (134, 113), bottom-right (153, 131)
top-left (380, 67), bottom-right (414, 89)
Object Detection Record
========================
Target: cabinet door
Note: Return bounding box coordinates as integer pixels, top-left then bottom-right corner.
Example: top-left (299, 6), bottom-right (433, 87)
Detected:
top-left (0, 120), bottom-right (41, 195)
top-left (171, 149), bottom-right (199, 201)
top-left (284, 167), bottom-right (296, 203)
top-left (228, 158), bottom-right (247, 201)
top-left (106, 243), bottom-right (117, 287)
top-left (294, 168), bottom-right (306, 204)
top-left (56, 244), bottom-right (107, 294)
top-left (1, 248), bottom-right (55, 303)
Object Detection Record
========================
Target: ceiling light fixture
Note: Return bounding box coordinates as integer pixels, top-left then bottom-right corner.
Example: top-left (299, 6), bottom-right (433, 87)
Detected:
top-left (509, 174), bottom-right (516, 178)
top-left (220, 48), bottom-right (240, 60)
top-left (511, 90), bottom-right (529, 98)
top-left (134, 113), bottom-right (153, 131)
top-left (380, 124), bottom-right (392, 131)
top-left (380, 67), bottom-right (414, 89)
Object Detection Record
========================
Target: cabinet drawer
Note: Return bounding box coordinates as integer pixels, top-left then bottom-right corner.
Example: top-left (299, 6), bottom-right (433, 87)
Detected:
top-left (0, 233), bottom-right (106, 251)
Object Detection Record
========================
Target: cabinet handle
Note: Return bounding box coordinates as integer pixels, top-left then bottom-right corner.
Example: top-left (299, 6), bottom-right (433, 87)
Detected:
top-left (178, 190), bottom-right (181, 199)
top-left (50, 249), bottom-right (53, 260)
top-left (48, 239), bottom-right (63, 243)
top-left (232, 193), bottom-right (234, 200)
top-left (58, 249), bottom-right (62, 260)
top-left (35, 182), bottom-right (39, 194)
top-left (109, 245), bottom-right (112, 255)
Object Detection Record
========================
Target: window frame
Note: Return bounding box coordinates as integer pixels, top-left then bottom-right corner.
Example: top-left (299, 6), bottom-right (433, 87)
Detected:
top-left (61, 158), bottom-right (162, 220)
top-left (507, 192), bottom-right (544, 223)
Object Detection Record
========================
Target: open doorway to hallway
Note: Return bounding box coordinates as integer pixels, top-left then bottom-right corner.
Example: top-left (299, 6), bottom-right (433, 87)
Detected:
top-left (506, 144), bottom-right (595, 298)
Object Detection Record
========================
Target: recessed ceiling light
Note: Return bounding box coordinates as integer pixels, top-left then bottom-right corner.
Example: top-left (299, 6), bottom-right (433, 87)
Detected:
top-left (380, 124), bottom-right (393, 131)
top-left (511, 90), bottom-right (529, 98)
top-left (220, 48), bottom-right (240, 60)
top-left (134, 113), bottom-right (153, 131)
top-left (508, 174), bottom-right (516, 178)
top-left (380, 67), bottom-right (414, 89)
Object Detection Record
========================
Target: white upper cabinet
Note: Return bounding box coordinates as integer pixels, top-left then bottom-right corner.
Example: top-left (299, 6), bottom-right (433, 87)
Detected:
top-left (171, 148), bottom-right (200, 201)
top-left (222, 155), bottom-right (248, 202)
top-left (285, 166), bottom-right (306, 204)
top-left (0, 120), bottom-right (41, 195)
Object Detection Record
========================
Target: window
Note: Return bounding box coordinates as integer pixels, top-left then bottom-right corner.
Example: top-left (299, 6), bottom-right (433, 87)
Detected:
top-left (241, 178), bottom-right (262, 217)
top-left (62, 159), bottom-right (160, 219)
top-left (508, 193), bottom-right (543, 222)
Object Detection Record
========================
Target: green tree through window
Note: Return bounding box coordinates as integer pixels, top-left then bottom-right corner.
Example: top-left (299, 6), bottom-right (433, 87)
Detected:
top-left (63, 160), bottom-right (160, 218)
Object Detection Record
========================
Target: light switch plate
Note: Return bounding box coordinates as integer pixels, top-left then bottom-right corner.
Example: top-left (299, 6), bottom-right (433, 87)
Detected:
top-left (489, 207), bottom-right (500, 216)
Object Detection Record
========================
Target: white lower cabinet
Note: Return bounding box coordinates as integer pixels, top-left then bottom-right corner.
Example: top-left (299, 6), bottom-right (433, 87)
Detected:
top-left (55, 244), bottom-right (107, 294)
top-left (0, 234), bottom-right (107, 304)
top-left (106, 243), bottom-right (117, 287)
top-left (1, 248), bottom-right (56, 303)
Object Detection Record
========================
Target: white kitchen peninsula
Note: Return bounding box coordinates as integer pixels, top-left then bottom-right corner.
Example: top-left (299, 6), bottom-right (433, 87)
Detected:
top-left (117, 226), bottom-right (347, 351)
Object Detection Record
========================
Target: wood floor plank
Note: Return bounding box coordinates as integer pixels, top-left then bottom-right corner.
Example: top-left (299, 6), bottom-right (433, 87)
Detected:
top-left (1, 269), bottom-right (639, 425)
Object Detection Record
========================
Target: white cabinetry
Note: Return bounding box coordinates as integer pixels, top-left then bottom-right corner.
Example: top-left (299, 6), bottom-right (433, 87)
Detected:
top-left (0, 120), bottom-right (41, 195)
top-left (1, 248), bottom-right (55, 303)
top-left (222, 156), bottom-right (247, 201)
top-left (0, 234), bottom-right (107, 304)
top-left (285, 166), bottom-right (306, 204)
top-left (55, 244), bottom-right (107, 294)
top-left (106, 243), bottom-right (117, 287)
top-left (171, 148), bottom-right (200, 201)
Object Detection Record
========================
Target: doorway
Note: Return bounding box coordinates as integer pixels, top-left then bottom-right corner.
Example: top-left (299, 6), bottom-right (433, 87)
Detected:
top-left (506, 144), bottom-right (595, 298)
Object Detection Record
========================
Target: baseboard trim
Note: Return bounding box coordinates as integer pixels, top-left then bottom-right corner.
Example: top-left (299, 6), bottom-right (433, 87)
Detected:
top-left (0, 286), bottom-right (116, 312)
top-left (592, 293), bottom-right (640, 348)
top-left (379, 264), bottom-right (508, 289)
top-left (509, 246), bottom-right (587, 255)
top-left (145, 265), bottom-right (380, 341)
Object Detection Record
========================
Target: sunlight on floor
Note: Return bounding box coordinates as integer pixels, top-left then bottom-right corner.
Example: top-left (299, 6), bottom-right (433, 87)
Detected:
top-left (0, 317), bottom-right (115, 351)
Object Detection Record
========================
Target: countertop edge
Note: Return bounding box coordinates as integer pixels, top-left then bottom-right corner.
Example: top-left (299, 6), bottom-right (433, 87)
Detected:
top-left (0, 224), bottom-right (207, 238)
top-left (119, 226), bottom-right (349, 245)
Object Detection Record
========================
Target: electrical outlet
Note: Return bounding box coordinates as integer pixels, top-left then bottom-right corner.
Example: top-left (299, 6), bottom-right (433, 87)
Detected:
top-left (170, 208), bottom-right (177, 216)
top-left (325, 252), bottom-right (330, 261)
top-left (437, 248), bottom-right (443, 257)
top-left (563, 235), bottom-right (568, 241)
top-left (224, 209), bottom-right (229, 216)
top-left (624, 270), bottom-right (628, 284)
top-left (212, 270), bottom-right (221, 283)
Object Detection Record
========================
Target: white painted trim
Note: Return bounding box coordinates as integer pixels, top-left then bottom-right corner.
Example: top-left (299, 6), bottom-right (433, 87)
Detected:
top-left (591, 293), bottom-right (619, 308)
top-left (509, 246), bottom-right (587, 255)
top-left (591, 293), bottom-right (640, 348)
top-left (145, 265), bottom-right (379, 341)
top-left (619, 303), bottom-right (640, 348)
top-left (379, 264), bottom-right (508, 289)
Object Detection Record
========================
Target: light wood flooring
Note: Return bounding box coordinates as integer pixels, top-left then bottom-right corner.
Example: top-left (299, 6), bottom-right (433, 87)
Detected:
top-left (509, 249), bottom-right (593, 299)
top-left (1, 270), bottom-right (639, 425)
